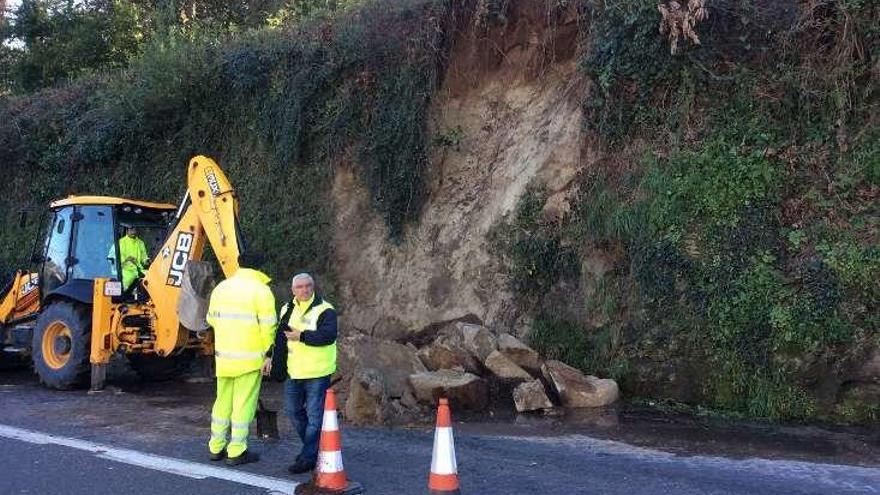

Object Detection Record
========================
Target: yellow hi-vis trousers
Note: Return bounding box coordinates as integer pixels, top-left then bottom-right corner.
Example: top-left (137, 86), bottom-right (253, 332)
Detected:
top-left (208, 370), bottom-right (261, 458)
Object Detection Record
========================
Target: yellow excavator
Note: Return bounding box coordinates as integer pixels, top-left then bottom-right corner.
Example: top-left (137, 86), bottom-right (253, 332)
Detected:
top-left (0, 155), bottom-right (243, 390)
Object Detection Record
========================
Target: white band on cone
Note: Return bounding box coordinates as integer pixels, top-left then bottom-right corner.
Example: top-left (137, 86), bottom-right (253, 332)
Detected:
top-left (318, 450), bottom-right (344, 473)
top-left (322, 410), bottom-right (339, 431)
top-left (430, 426), bottom-right (458, 475)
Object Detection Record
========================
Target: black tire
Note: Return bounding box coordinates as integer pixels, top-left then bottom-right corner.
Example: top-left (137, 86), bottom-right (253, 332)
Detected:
top-left (128, 352), bottom-right (193, 382)
top-left (31, 301), bottom-right (91, 390)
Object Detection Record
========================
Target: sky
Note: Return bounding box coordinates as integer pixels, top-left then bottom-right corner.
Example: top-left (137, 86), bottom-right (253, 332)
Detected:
top-left (4, 0), bottom-right (20, 15)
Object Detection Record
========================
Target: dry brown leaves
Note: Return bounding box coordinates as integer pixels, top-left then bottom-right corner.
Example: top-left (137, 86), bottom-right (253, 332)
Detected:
top-left (658, 0), bottom-right (709, 55)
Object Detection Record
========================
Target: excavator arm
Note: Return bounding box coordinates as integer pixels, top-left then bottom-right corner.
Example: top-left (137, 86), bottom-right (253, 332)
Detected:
top-left (141, 155), bottom-right (243, 356)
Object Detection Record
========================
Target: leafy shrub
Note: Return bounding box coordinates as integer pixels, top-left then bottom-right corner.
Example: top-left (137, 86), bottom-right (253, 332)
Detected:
top-left (492, 0), bottom-right (878, 422)
top-left (489, 186), bottom-right (578, 300)
top-left (0, 0), bottom-right (452, 294)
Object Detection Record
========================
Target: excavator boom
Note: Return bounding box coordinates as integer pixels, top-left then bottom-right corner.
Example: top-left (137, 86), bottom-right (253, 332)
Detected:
top-left (141, 156), bottom-right (243, 355)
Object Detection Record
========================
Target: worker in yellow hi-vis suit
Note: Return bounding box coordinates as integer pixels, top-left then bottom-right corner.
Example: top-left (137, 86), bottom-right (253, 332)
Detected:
top-left (111, 226), bottom-right (149, 291)
top-left (206, 253), bottom-right (276, 466)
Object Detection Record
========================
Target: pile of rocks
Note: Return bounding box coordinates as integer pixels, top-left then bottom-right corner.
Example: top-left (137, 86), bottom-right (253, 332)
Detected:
top-left (335, 322), bottom-right (619, 425)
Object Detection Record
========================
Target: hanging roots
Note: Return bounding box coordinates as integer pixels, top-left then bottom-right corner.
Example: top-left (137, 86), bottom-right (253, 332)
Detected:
top-left (658, 0), bottom-right (709, 55)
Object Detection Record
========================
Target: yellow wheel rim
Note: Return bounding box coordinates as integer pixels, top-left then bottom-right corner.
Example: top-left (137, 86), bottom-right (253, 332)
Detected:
top-left (42, 321), bottom-right (73, 370)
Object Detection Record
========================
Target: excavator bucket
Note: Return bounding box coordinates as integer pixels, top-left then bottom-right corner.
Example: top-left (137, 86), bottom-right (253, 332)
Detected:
top-left (177, 261), bottom-right (215, 331)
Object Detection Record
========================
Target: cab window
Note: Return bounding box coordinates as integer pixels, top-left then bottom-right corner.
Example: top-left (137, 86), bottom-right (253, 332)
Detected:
top-left (71, 206), bottom-right (117, 280)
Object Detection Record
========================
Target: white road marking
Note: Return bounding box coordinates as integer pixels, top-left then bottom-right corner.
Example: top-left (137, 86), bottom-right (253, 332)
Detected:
top-left (0, 423), bottom-right (297, 494)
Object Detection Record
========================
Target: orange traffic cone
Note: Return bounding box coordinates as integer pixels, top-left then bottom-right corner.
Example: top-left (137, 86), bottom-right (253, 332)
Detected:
top-left (428, 398), bottom-right (461, 494)
top-left (295, 389), bottom-right (363, 495)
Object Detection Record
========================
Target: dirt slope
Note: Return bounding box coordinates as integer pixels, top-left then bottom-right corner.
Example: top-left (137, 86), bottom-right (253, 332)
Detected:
top-left (332, 4), bottom-right (583, 339)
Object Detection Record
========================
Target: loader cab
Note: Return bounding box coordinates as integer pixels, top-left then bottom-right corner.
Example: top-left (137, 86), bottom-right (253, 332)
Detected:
top-left (39, 197), bottom-right (177, 304)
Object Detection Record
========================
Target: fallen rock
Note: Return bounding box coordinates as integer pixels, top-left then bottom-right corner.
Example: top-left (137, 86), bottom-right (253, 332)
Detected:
top-left (400, 388), bottom-right (420, 410)
top-left (408, 370), bottom-right (489, 411)
top-left (513, 380), bottom-right (554, 412)
top-left (484, 350), bottom-right (533, 381)
top-left (417, 340), bottom-right (482, 374)
top-left (498, 333), bottom-right (542, 375)
top-left (442, 322), bottom-right (498, 362)
top-left (542, 360), bottom-right (619, 408)
top-left (344, 367), bottom-right (388, 426)
top-left (337, 334), bottom-right (427, 398)
top-left (387, 398), bottom-right (427, 425)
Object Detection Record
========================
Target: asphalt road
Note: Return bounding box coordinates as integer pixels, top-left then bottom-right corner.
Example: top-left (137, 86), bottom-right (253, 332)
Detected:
top-left (0, 436), bottom-right (268, 495)
top-left (1, 368), bottom-right (878, 495)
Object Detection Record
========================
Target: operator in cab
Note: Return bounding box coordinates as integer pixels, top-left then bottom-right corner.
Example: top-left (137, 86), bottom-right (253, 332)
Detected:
top-left (112, 226), bottom-right (149, 291)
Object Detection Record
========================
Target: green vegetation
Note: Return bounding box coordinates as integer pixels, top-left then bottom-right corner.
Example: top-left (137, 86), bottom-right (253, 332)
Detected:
top-left (0, 1), bottom-right (364, 94)
top-left (493, 0), bottom-right (878, 422)
top-left (489, 186), bottom-right (578, 301)
top-left (0, 0), bottom-right (448, 296)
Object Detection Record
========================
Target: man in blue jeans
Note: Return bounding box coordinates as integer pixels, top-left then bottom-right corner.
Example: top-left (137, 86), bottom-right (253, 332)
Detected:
top-left (270, 273), bottom-right (338, 475)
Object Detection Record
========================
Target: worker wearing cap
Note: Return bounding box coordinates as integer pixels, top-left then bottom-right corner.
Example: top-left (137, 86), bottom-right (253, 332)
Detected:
top-left (206, 252), bottom-right (277, 466)
top-left (263, 272), bottom-right (337, 475)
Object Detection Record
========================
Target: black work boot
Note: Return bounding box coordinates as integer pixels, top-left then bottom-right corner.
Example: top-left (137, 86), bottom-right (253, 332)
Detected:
top-left (209, 449), bottom-right (226, 461)
top-left (287, 458), bottom-right (316, 474)
top-left (226, 450), bottom-right (260, 466)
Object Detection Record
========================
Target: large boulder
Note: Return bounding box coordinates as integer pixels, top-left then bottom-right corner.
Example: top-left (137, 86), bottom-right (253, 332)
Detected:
top-left (443, 322), bottom-right (498, 362)
top-left (343, 368), bottom-right (388, 425)
top-left (498, 333), bottom-right (542, 375)
top-left (542, 360), bottom-right (619, 408)
top-left (417, 340), bottom-right (482, 374)
top-left (336, 334), bottom-right (427, 398)
top-left (416, 321), bottom-right (499, 373)
top-left (484, 350), bottom-right (532, 381)
top-left (408, 370), bottom-right (489, 411)
top-left (513, 380), bottom-right (554, 412)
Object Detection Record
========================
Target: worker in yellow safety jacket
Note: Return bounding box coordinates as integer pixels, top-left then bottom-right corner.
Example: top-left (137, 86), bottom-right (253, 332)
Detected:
top-left (206, 252), bottom-right (277, 466)
top-left (263, 272), bottom-right (337, 475)
top-left (114, 226), bottom-right (149, 290)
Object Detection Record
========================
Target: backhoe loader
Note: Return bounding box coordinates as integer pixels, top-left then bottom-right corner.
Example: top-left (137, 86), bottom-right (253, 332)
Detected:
top-left (0, 156), bottom-right (243, 390)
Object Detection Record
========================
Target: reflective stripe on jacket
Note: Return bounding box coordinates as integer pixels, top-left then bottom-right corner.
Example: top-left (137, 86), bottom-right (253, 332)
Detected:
top-left (207, 268), bottom-right (277, 377)
top-left (284, 294), bottom-right (337, 379)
